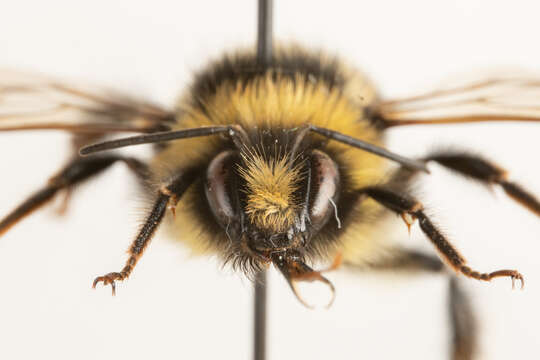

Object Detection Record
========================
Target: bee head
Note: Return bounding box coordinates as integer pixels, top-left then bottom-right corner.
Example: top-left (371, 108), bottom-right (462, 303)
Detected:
top-left (205, 143), bottom-right (340, 306)
top-left (204, 137), bottom-right (338, 287)
top-left (206, 144), bottom-right (340, 254)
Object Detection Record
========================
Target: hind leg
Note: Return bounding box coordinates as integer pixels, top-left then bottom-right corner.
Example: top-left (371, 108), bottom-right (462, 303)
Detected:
top-left (348, 248), bottom-right (476, 360)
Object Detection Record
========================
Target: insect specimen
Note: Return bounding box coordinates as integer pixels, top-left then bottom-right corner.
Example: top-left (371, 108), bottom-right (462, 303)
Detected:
top-left (0, 1), bottom-right (538, 360)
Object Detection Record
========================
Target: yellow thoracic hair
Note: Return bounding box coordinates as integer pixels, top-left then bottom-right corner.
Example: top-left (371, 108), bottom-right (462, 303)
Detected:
top-left (154, 46), bottom-right (390, 263)
top-left (238, 152), bottom-right (300, 233)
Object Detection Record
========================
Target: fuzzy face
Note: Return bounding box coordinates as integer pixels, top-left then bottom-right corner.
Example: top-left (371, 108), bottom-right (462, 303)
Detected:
top-left (201, 126), bottom-right (342, 271)
top-left (153, 46), bottom-right (388, 277)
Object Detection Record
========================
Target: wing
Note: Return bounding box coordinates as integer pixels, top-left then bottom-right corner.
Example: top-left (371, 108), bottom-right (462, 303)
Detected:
top-left (0, 69), bottom-right (175, 133)
top-left (372, 72), bottom-right (540, 127)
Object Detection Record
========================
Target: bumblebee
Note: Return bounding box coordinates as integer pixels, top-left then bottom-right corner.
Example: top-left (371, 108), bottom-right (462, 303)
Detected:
top-left (1, 45), bottom-right (539, 359)
top-left (2, 0), bottom-right (540, 357)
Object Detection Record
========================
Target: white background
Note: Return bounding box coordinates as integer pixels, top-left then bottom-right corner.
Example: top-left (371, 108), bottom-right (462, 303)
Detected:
top-left (0, 1), bottom-right (539, 359)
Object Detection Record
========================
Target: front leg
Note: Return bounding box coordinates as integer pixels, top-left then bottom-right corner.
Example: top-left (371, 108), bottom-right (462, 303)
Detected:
top-left (359, 187), bottom-right (524, 288)
top-left (93, 169), bottom-right (198, 295)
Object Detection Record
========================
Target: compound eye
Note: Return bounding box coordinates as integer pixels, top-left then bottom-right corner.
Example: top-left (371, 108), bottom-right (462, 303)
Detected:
top-left (205, 150), bottom-right (237, 228)
top-left (309, 150), bottom-right (340, 230)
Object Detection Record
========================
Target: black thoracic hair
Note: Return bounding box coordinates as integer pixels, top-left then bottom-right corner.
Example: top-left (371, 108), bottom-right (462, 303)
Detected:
top-left (188, 48), bottom-right (346, 112)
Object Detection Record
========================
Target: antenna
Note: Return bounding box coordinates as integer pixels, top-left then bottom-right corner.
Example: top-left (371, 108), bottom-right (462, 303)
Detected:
top-left (254, 1), bottom-right (272, 360)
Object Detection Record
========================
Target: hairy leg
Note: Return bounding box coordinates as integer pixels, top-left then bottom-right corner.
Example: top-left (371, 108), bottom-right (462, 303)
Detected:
top-left (92, 169), bottom-right (198, 295)
top-left (393, 150), bottom-right (540, 217)
top-left (347, 248), bottom-right (476, 360)
top-left (0, 155), bottom-right (148, 236)
top-left (424, 151), bottom-right (540, 216)
top-left (358, 186), bottom-right (524, 288)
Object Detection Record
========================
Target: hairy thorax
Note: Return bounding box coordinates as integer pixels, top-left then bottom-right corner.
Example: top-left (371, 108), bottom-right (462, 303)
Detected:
top-left (151, 46), bottom-right (390, 270)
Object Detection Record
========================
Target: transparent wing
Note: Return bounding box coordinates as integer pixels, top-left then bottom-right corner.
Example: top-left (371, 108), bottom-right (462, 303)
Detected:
top-left (0, 69), bottom-right (175, 133)
top-left (373, 72), bottom-right (540, 127)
